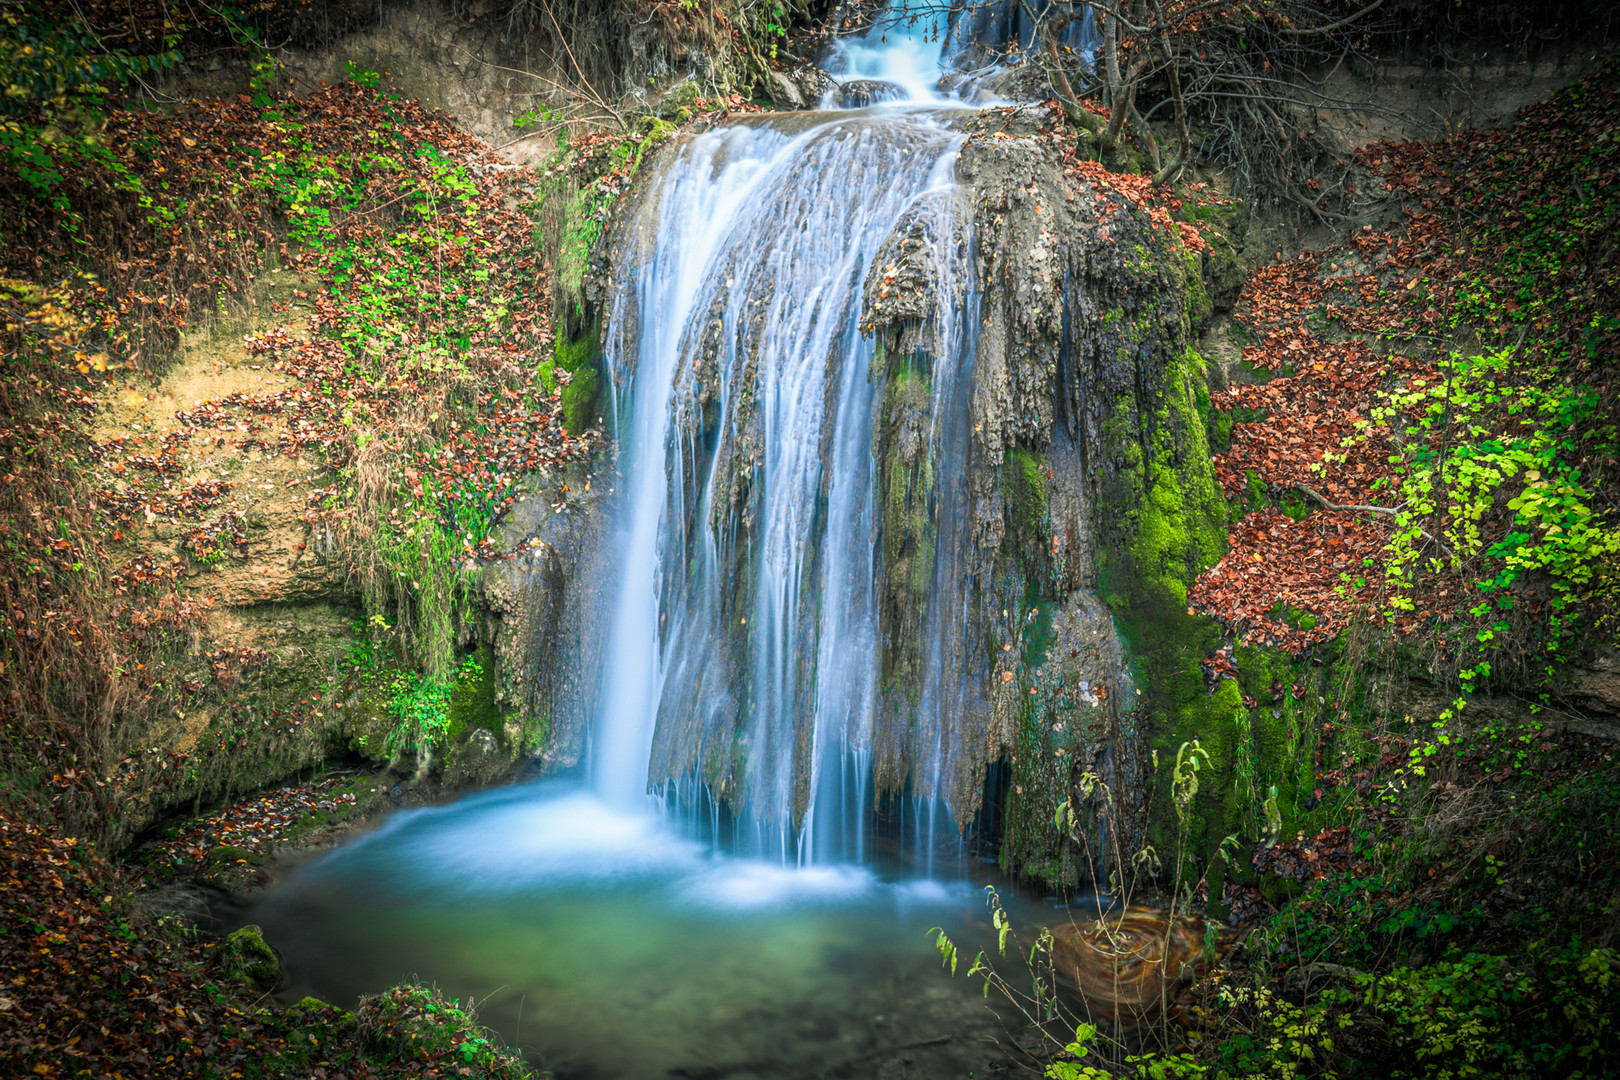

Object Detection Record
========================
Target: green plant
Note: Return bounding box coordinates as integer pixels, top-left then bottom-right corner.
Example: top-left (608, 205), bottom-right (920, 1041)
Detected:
top-left (1365, 345), bottom-right (1619, 700)
top-left (0, 9), bottom-right (179, 215)
top-left (1047, 1022), bottom-right (1207, 1079)
top-left (1322, 943), bottom-right (1617, 1080)
top-left (356, 982), bottom-right (531, 1079)
top-left (384, 652), bottom-right (483, 757)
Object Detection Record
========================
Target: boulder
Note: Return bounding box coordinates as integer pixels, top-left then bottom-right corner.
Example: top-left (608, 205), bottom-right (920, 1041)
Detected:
top-left (1047, 906), bottom-right (1212, 1025)
top-left (221, 924), bottom-right (281, 989)
top-left (833, 79), bottom-right (907, 108)
top-left (442, 727), bottom-right (508, 788)
top-left (766, 71), bottom-right (805, 110)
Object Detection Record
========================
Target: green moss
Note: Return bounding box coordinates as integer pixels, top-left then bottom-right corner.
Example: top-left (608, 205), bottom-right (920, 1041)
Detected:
top-left (286, 996), bottom-right (358, 1034)
top-left (280, 773), bottom-right (385, 848)
top-left (356, 983), bottom-right (531, 1079)
top-left (546, 321), bottom-right (603, 434)
top-left (1001, 668), bottom-right (1105, 889)
top-left (204, 844), bottom-right (264, 872)
top-left (877, 361), bottom-right (935, 689)
top-left (201, 844), bottom-right (269, 889)
top-left (1207, 407), bottom-right (1234, 453)
top-left (1094, 345), bottom-right (1234, 886)
top-left (445, 641), bottom-right (500, 746)
top-left (638, 115), bottom-right (678, 143)
top-left (659, 78), bottom-right (704, 121)
top-left (1182, 249), bottom-right (1213, 328)
top-left (1005, 445), bottom-right (1049, 565)
top-left (221, 924), bottom-right (280, 989)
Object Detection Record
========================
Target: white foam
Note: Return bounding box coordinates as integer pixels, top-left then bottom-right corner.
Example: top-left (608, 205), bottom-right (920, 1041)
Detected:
top-left (676, 860), bottom-right (876, 911)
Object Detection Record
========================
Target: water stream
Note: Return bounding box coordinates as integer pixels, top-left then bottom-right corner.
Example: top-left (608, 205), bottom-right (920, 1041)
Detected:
top-left (246, 10), bottom-right (1072, 1076)
top-left (596, 103), bottom-right (977, 864)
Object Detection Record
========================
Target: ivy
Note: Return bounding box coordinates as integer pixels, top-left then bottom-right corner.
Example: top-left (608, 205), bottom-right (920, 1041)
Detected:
top-left (1365, 345), bottom-right (1619, 700)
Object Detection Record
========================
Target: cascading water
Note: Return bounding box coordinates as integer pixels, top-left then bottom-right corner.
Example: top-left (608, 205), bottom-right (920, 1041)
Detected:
top-left (590, 7), bottom-right (991, 868)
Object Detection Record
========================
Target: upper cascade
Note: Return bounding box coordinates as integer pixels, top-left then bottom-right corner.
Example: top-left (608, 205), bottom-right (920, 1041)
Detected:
top-left (817, 0), bottom-right (1097, 109)
top-left (820, 2), bottom-right (953, 105)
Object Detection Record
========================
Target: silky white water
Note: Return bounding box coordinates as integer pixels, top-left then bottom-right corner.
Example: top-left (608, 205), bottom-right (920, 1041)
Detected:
top-left (591, 92), bottom-right (980, 863)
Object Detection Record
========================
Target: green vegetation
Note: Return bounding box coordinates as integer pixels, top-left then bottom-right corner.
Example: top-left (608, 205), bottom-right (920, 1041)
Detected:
top-left (545, 319), bottom-right (605, 435)
top-left (357, 983), bottom-right (533, 1079)
top-left (532, 120), bottom-right (674, 315)
top-left (0, 7), bottom-right (178, 214)
top-left (1369, 346), bottom-right (1619, 702)
top-left (1098, 345), bottom-right (1233, 881)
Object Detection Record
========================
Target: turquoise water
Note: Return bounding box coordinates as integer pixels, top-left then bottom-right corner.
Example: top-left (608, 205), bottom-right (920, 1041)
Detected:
top-left (249, 782), bottom-right (1038, 1078)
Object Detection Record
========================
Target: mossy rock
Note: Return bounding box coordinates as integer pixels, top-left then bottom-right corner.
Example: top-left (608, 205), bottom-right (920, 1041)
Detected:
top-left (659, 78), bottom-right (704, 122)
top-left (280, 773), bottom-right (389, 849)
top-left (1192, 199), bottom-right (1247, 312)
top-left (444, 642), bottom-right (501, 745)
top-left (1004, 445), bottom-right (1049, 565)
top-left (442, 728), bottom-right (512, 789)
top-left (286, 995), bottom-right (358, 1035)
top-left (1092, 346), bottom-right (1237, 887)
top-left (547, 321), bottom-right (603, 435)
top-left (222, 924), bottom-right (281, 989)
top-left (201, 844), bottom-right (269, 890)
top-left (637, 115), bottom-right (679, 144)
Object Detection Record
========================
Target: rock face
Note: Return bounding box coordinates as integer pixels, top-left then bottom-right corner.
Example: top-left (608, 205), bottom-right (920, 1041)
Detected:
top-left (441, 728), bottom-right (505, 788)
top-left (766, 71), bottom-right (806, 110)
top-left (87, 281), bottom-right (366, 838)
top-left (559, 102), bottom-right (1245, 882)
top-left (855, 106), bottom-right (1235, 868)
top-left (89, 268), bottom-right (547, 838)
top-left (478, 461), bottom-right (615, 773)
top-left (1570, 647), bottom-right (1620, 717)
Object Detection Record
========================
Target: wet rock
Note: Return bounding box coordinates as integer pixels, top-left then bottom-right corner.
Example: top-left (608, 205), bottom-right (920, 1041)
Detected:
top-left (1048, 907), bottom-right (1215, 1025)
top-left (833, 79), bottom-right (906, 107)
top-left (479, 462), bottom-right (613, 773)
top-left (766, 71), bottom-right (805, 110)
top-left (793, 67), bottom-right (832, 105)
top-left (442, 727), bottom-right (508, 788)
top-left (976, 64), bottom-right (1048, 104)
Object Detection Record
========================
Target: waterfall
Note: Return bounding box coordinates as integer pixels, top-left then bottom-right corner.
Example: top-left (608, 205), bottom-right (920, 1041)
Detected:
top-left (589, 7), bottom-right (1014, 867)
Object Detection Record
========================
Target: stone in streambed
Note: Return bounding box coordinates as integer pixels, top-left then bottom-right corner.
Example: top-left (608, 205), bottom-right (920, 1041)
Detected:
top-left (1047, 906), bottom-right (1216, 1025)
top-left (834, 79), bottom-right (907, 107)
top-left (767, 71), bottom-right (806, 110)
